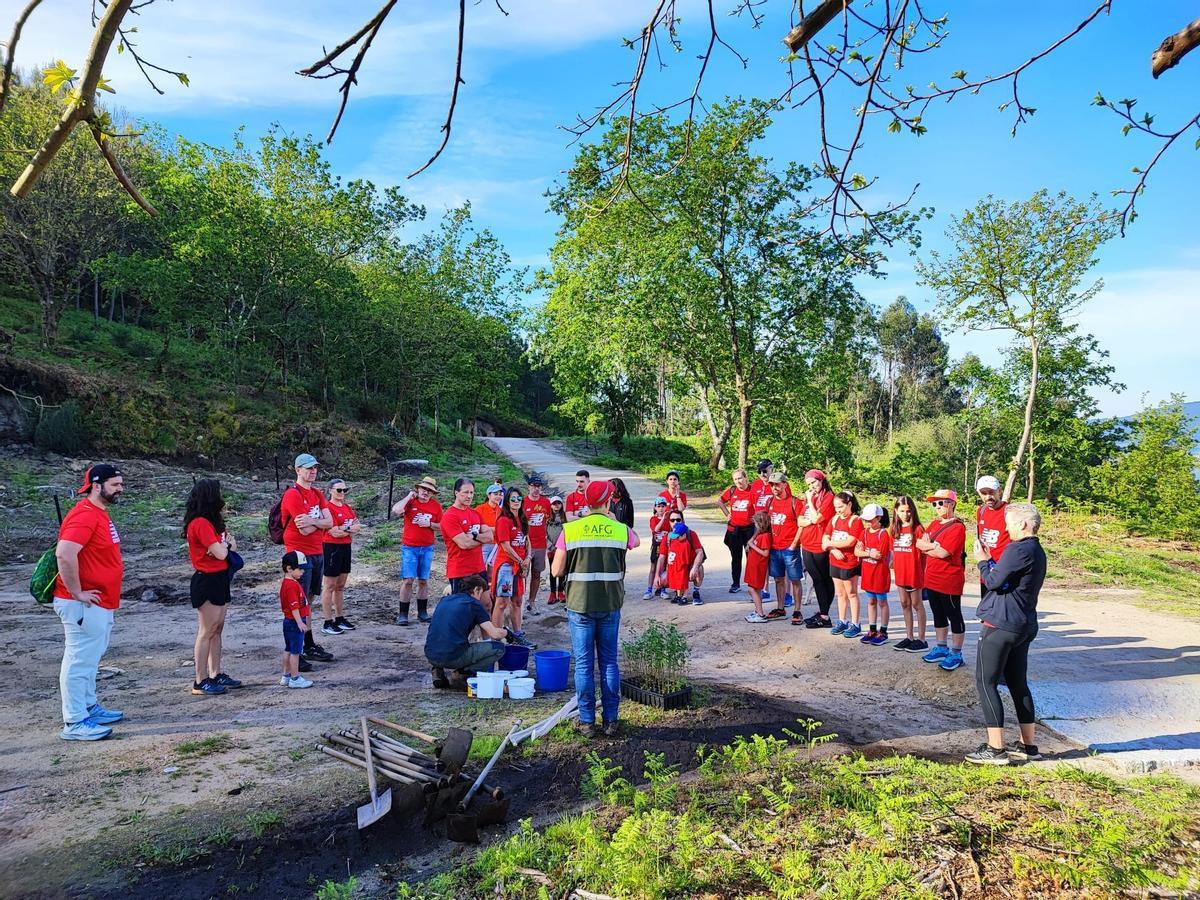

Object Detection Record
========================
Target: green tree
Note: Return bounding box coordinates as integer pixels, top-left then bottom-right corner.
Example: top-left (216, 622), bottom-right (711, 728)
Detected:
top-left (877, 296), bottom-right (956, 440)
top-left (916, 190), bottom-right (1115, 501)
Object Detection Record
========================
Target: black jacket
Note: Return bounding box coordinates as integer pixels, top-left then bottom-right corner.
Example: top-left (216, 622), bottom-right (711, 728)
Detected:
top-left (976, 536), bottom-right (1046, 633)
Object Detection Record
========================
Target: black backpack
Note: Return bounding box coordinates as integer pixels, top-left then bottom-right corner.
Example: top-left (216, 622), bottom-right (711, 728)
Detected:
top-left (267, 485), bottom-right (299, 545)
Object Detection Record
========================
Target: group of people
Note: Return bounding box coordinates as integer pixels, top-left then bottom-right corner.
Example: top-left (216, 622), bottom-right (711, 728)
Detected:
top-left (49, 453), bottom-right (1047, 763)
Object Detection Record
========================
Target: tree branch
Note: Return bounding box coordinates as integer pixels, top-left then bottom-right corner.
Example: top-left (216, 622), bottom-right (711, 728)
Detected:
top-left (783, 0), bottom-right (853, 53)
top-left (408, 0), bottom-right (466, 177)
top-left (87, 116), bottom-right (156, 216)
top-left (1151, 15), bottom-right (1200, 78)
top-left (0, 0), bottom-right (45, 116)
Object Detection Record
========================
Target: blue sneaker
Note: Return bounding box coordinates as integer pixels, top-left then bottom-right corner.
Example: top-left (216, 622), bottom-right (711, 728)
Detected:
top-left (869, 632), bottom-right (889, 646)
top-left (939, 650), bottom-right (964, 671)
top-left (762, 590), bottom-right (770, 601)
top-left (842, 623), bottom-right (863, 639)
top-left (692, 588), bottom-right (702, 602)
top-left (830, 620), bottom-right (848, 635)
top-left (87, 703), bottom-right (123, 725)
top-left (784, 593), bottom-right (793, 607)
top-left (922, 645), bottom-right (951, 664)
top-left (61, 717), bottom-right (112, 741)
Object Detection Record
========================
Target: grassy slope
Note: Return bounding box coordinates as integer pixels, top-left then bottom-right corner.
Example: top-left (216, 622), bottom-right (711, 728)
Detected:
top-left (394, 733), bottom-right (1199, 899)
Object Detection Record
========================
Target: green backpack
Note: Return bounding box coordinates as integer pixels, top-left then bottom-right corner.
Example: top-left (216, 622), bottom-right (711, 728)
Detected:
top-left (30, 547), bottom-right (59, 605)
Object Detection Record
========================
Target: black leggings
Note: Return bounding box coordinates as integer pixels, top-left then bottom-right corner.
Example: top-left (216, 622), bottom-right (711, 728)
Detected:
top-left (724, 525), bottom-right (755, 585)
top-left (926, 589), bottom-right (964, 634)
top-left (802, 549), bottom-right (835, 616)
top-left (976, 624), bottom-right (1037, 727)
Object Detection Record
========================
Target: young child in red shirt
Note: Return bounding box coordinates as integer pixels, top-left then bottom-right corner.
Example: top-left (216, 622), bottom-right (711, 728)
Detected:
top-left (280, 551), bottom-right (313, 689)
top-left (744, 511), bottom-right (783, 623)
top-left (855, 504), bottom-right (893, 646)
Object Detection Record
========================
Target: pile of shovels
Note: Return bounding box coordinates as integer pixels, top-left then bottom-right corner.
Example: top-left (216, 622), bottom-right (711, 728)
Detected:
top-left (317, 715), bottom-right (511, 842)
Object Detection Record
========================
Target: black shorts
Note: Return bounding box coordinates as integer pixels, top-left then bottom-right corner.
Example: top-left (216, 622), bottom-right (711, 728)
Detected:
top-left (190, 570), bottom-right (231, 609)
top-left (323, 543), bottom-right (352, 577)
top-left (830, 565), bottom-right (861, 581)
top-left (450, 572), bottom-right (488, 594)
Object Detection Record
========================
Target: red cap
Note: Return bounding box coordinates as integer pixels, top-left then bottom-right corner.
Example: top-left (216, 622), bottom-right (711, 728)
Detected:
top-left (804, 469), bottom-right (826, 482)
top-left (584, 480), bottom-right (613, 506)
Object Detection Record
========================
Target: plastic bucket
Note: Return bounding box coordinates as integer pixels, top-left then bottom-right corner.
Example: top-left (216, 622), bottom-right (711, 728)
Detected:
top-left (495, 669), bottom-right (528, 681)
top-left (534, 650), bottom-right (571, 692)
top-left (498, 645), bottom-right (530, 672)
top-left (507, 677), bottom-right (536, 700)
top-left (466, 677), bottom-right (478, 698)
top-left (473, 671), bottom-right (506, 699)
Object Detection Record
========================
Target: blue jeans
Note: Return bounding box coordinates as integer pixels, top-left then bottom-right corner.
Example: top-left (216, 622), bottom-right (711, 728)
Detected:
top-left (769, 548), bottom-right (804, 581)
top-left (400, 544), bottom-right (434, 580)
top-left (568, 609), bottom-right (621, 725)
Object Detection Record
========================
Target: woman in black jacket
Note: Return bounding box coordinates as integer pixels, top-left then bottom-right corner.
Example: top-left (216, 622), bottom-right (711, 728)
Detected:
top-left (609, 478), bottom-right (635, 529)
top-left (964, 502), bottom-right (1047, 766)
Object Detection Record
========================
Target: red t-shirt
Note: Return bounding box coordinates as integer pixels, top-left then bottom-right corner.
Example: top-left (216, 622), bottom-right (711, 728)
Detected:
top-left (659, 489), bottom-right (687, 513)
top-left (325, 502), bottom-right (357, 546)
top-left (800, 491), bottom-right (834, 553)
top-left (825, 514), bottom-right (864, 570)
top-left (186, 517), bottom-right (228, 574)
top-left (859, 527), bottom-right (893, 594)
top-left (281, 484), bottom-right (329, 556)
top-left (923, 517), bottom-right (966, 595)
top-left (720, 486), bottom-right (756, 528)
top-left (659, 530), bottom-right (702, 591)
top-left (744, 532), bottom-right (771, 591)
top-left (279, 577), bottom-right (310, 619)
top-left (522, 496), bottom-right (553, 549)
top-left (474, 501), bottom-right (502, 545)
top-left (891, 523), bottom-right (925, 590)
top-left (977, 502), bottom-right (1011, 563)
top-left (53, 498), bottom-right (124, 610)
top-left (751, 479), bottom-right (773, 513)
top-left (495, 515), bottom-right (528, 564)
top-left (401, 497), bottom-right (443, 547)
top-left (768, 496), bottom-right (802, 549)
top-left (648, 514), bottom-right (669, 551)
top-left (441, 506), bottom-right (485, 578)
top-left (565, 490), bottom-right (588, 518)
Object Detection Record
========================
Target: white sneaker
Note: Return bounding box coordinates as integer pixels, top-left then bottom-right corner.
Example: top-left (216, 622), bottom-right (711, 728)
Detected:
top-left (61, 717), bottom-right (113, 741)
top-left (287, 675), bottom-right (313, 689)
top-left (280, 675), bottom-right (291, 686)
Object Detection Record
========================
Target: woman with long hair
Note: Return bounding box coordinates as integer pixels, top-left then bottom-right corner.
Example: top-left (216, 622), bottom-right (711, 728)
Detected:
top-left (321, 478), bottom-right (363, 634)
top-left (823, 490), bottom-right (864, 638)
top-left (183, 479), bottom-right (241, 696)
top-left (609, 477), bottom-right (635, 529)
top-left (799, 469), bottom-right (836, 628)
top-left (545, 497), bottom-right (567, 604)
top-left (492, 486), bottom-right (536, 649)
top-left (890, 496), bottom-right (928, 653)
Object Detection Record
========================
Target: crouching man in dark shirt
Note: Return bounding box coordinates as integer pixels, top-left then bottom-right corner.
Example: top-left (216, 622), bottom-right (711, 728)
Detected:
top-left (424, 574), bottom-right (510, 689)
top-left (964, 502), bottom-right (1048, 766)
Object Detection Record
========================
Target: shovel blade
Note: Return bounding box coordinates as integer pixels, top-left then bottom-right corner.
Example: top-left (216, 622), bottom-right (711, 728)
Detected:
top-left (445, 812), bottom-right (479, 843)
top-left (438, 727), bottom-right (473, 774)
top-left (356, 787), bottom-right (392, 830)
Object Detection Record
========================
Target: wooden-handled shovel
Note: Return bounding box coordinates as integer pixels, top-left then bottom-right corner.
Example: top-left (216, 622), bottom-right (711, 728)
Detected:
top-left (356, 715), bottom-right (392, 829)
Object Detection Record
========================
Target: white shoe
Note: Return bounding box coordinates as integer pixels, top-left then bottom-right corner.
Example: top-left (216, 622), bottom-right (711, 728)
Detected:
top-left (280, 675), bottom-right (291, 686)
top-left (61, 717), bottom-right (113, 741)
top-left (287, 675), bottom-right (313, 689)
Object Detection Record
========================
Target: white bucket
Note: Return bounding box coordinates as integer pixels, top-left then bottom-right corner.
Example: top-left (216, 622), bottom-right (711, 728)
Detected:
top-left (473, 671), bottom-right (506, 699)
top-left (507, 677), bottom-right (536, 700)
top-left (494, 669), bottom-right (529, 681)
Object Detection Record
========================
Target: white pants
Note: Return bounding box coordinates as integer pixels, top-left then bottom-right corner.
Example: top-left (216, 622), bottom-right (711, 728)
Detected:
top-left (53, 599), bottom-right (114, 724)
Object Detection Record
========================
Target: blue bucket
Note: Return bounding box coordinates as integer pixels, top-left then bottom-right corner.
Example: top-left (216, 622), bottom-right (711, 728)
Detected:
top-left (534, 650), bottom-right (571, 692)
top-left (498, 644), bottom-right (530, 672)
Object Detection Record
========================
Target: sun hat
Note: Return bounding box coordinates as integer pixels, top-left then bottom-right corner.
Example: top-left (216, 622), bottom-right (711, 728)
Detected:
top-left (486, 482), bottom-right (504, 495)
top-left (414, 476), bottom-right (439, 493)
top-left (294, 453), bottom-right (318, 468)
top-left (926, 488), bottom-right (958, 503)
top-left (975, 475), bottom-right (1001, 493)
top-left (584, 480), bottom-right (613, 506)
top-left (862, 503), bottom-right (885, 520)
top-left (77, 463), bottom-right (122, 494)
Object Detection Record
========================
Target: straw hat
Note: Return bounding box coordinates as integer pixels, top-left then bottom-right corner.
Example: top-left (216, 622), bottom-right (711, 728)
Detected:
top-left (414, 476), bottom-right (439, 493)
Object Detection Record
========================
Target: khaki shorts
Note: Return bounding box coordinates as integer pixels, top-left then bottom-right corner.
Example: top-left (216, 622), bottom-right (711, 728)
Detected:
top-left (529, 547), bottom-right (547, 575)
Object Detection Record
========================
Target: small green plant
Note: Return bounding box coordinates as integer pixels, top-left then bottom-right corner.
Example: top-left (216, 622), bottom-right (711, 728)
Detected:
top-left (580, 751), bottom-right (631, 803)
top-left (784, 717), bottom-right (839, 758)
top-left (621, 620), bottom-right (689, 693)
top-left (315, 876), bottom-right (358, 900)
top-left (33, 400), bottom-right (89, 454)
top-left (175, 733), bottom-right (233, 758)
top-left (247, 810), bottom-right (282, 837)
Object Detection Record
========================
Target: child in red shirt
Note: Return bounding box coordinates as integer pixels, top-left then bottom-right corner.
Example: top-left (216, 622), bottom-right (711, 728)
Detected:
top-left (744, 511), bottom-right (783, 623)
top-left (655, 513), bottom-right (706, 604)
top-left (855, 504), bottom-right (893, 646)
top-left (823, 492), bottom-right (865, 638)
top-left (644, 498), bottom-right (670, 600)
top-left (890, 496), bottom-right (928, 653)
top-left (280, 552), bottom-right (313, 689)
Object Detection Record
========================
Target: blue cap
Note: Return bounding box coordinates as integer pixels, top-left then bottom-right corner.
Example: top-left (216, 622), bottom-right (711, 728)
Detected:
top-left (486, 483), bottom-right (504, 495)
top-left (294, 453), bottom-right (318, 468)
top-left (671, 522), bottom-right (688, 538)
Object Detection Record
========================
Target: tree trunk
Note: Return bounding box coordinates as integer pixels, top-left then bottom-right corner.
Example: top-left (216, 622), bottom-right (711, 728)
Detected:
top-left (92, 275), bottom-right (100, 324)
top-left (1026, 438), bottom-right (1035, 503)
top-left (154, 330), bottom-right (170, 377)
top-left (39, 285), bottom-right (59, 347)
top-left (1003, 334), bottom-right (1039, 502)
top-left (962, 415), bottom-right (973, 497)
top-left (696, 388), bottom-right (731, 470)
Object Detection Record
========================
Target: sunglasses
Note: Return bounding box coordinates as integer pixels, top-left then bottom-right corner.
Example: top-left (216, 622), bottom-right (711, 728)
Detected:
top-left (669, 518), bottom-right (683, 523)
top-left (332, 487), bottom-right (347, 493)
top-left (932, 499), bottom-right (952, 507)
top-left (509, 496), bottom-right (522, 503)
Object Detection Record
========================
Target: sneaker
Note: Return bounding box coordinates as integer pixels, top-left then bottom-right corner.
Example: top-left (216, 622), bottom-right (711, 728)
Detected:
top-left (303, 644), bottom-right (334, 662)
top-left (512, 631), bottom-right (538, 650)
top-left (321, 621), bottom-right (344, 636)
top-left (766, 608), bottom-right (787, 621)
top-left (212, 673), bottom-right (243, 689)
top-left (577, 721), bottom-right (596, 739)
top-left (922, 645), bottom-right (950, 663)
top-left (745, 612), bottom-right (768, 623)
top-left (601, 720), bottom-right (620, 738)
top-left (762, 590), bottom-right (770, 601)
top-left (655, 588), bottom-right (666, 598)
top-left (830, 620), bottom-right (848, 635)
top-left (860, 628), bottom-right (878, 644)
top-left (335, 616), bottom-right (356, 630)
top-left (417, 612), bottom-right (432, 624)
top-left (61, 717), bottom-right (112, 741)
top-left (893, 637), bottom-right (914, 651)
top-left (692, 595), bottom-right (705, 605)
top-left (692, 588), bottom-right (702, 602)
top-left (87, 703), bottom-right (123, 725)
top-left (643, 588), bottom-right (654, 600)
top-left (191, 678), bottom-right (226, 696)
top-left (869, 632), bottom-right (889, 646)
top-left (906, 639), bottom-right (930, 654)
top-left (938, 650), bottom-right (964, 671)
top-left (280, 675), bottom-right (291, 686)
top-left (784, 593), bottom-right (793, 607)
top-left (298, 658), bottom-right (314, 672)
top-left (526, 604), bottom-right (540, 616)
top-left (842, 623), bottom-right (863, 639)
top-left (965, 743), bottom-right (1010, 766)
top-left (729, 583), bottom-right (741, 594)
top-left (287, 676), bottom-right (314, 689)
top-left (1003, 740), bottom-right (1042, 761)
top-left (804, 615), bottom-right (832, 629)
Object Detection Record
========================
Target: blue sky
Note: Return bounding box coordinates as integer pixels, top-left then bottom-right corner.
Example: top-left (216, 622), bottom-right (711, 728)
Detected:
top-left (13, 0), bottom-right (1199, 415)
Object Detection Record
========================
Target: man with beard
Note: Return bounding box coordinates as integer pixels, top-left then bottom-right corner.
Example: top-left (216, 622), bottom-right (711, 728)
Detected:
top-left (280, 453), bottom-right (334, 664)
top-left (53, 464), bottom-right (126, 740)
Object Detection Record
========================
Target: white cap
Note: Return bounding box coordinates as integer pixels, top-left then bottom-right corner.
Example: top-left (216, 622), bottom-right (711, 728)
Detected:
top-left (862, 503), bottom-right (885, 520)
top-left (975, 475), bottom-right (1002, 492)
top-left (549, 496), bottom-right (564, 505)
top-left (486, 483), bottom-right (504, 495)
